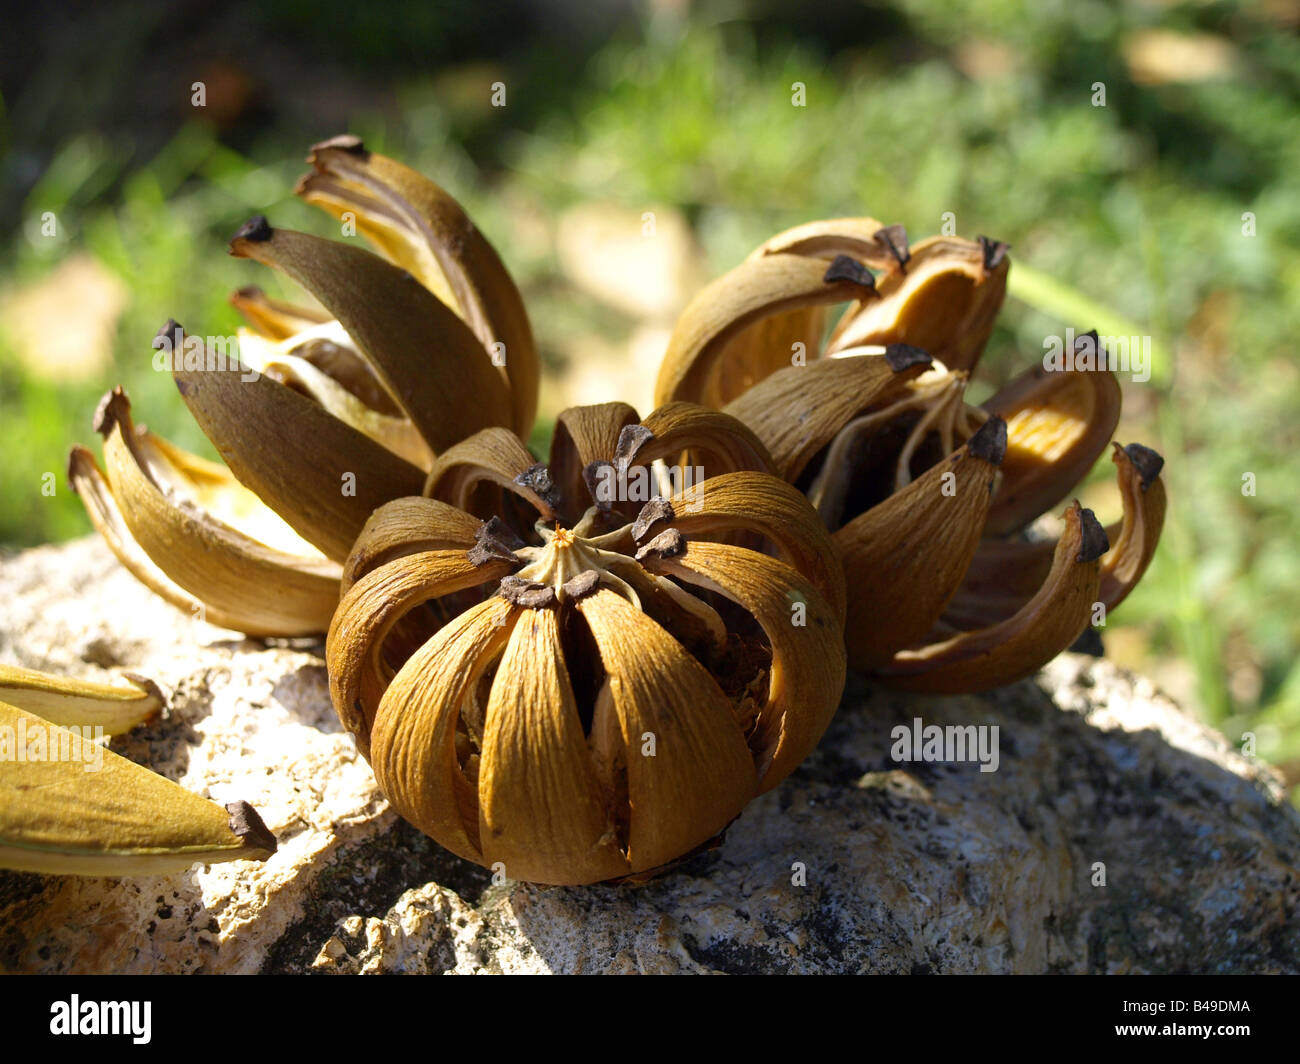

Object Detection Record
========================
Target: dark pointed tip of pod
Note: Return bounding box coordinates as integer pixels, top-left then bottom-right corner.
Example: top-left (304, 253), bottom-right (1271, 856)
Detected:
top-left (154, 318), bottom-right (183, 345)
top-left (466, 542), bottom-right (505, 568)
top-left (1122, 442), bottom-right (1165, 490)
top-left (92, 386), bottom-right (128, 436)
top-left (967, 415), bottom-right (1007, 466)
top-left (309, 133), bottom-right (368, 157)
top-left (120, 671), bottom-right (165, 709)
top-left (513, 463), bottom-right (558, 506)
top-left (468, 516), bottom-right (525, 568)
top-left (1069, 627), bottom-right (1105, 658)
top-left (614, 423), bottom-right (655, 466)
top-left (635, 527), bottom-right (685, 562)
top-left (498, 575), bottom-right (556, 609)
top-left (823, 255), bottom-right (876, 290)
top-left (561, 569), bottom-right (601, 600)
top-left (1076, 506), bottom-right (1111, 563)
top-left (481, 515), bottom-right (525, 551)
top-left (884, 343), bottom-right (932, 373)
top-left (631, 496), bottom-right (676, 541)
top-left (231, 215), bottom-right (273, 243)
top-left (226, 801), bottom-right (278, 858)
top-left (977, 235), bottom-right (1010, 271)
top-left (582, 460), bottom-right (616, 511)
top-left (874, 224), bottom-right (910, 270)
top-left (1072, 328), bottom-right (1100, 355)
top-left (66, 446), bottom-right (83, 489)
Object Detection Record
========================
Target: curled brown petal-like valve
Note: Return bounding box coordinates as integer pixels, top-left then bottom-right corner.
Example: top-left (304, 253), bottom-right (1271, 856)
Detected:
top-left (656, 216), bottom-right (1165, 688)
top-left (71, 139), bottom-right (538, 637)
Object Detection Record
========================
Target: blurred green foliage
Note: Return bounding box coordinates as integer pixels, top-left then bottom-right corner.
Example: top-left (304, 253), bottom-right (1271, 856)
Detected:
top-left (1, 0), bottom-right (1297, 784)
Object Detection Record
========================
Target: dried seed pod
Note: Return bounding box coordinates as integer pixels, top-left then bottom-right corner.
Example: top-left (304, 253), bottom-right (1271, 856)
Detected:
top-left (659, 218), bottom-right (1164, 688)
top-left (877, 502), bottom-right (1108, 692)
top-left (0, 665), bottom-right (163, 735)
top-left (328, 404), bottom-right (846, 885)
top-left (72, 388), bottom-right (343, 637)
top-left (0, 670), bottom-right (276, 876)
top-left (71, 139), bottom-right (537, 637)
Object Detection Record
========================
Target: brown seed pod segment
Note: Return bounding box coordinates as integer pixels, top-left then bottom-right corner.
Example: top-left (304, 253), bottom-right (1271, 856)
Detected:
top-left (658, 222), bottom-right (1008, 414)
top-left (877, 502), bottom-right (1107, 693)
top-left (298, 138), bottom-right (539, 437)
top-left (0, 700), bottom-right (276, 877)
top-left (834, 417), bottom-right (1006, 671)
top-left (980, 343), bottom-right (1122, 537)
top-left (940, 441), bottom-right (1167, 631)
top-left (826, 235), bottom-right (1010, 373)
top-left (81, 388), bottom-right (341, 636)
top-left (656, 253), bottom-right (883, 410)
top-left (228, 226), bottom-right (514, 456)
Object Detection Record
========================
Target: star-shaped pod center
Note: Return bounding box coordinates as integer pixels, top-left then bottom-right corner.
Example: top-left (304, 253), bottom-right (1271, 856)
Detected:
top-left (485, 504), bottom-right (726, 648)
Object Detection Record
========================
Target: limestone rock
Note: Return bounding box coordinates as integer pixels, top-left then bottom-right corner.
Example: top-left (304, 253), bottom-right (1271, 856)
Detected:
top-left (1, 537), bottom-right (1297, 974)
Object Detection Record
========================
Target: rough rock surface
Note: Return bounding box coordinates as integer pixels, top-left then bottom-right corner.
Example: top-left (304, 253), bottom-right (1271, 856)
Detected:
top-left (1, 537), bottom-right (1297, 974)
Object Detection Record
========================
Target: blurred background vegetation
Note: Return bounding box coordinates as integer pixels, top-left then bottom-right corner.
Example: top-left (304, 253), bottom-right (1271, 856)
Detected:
top-left (1, 0), bottom-right (1297, 793)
